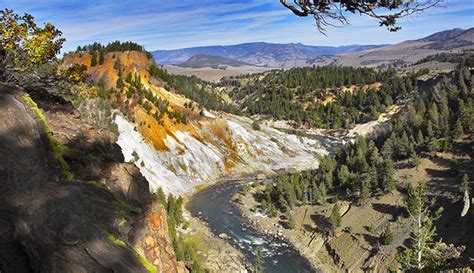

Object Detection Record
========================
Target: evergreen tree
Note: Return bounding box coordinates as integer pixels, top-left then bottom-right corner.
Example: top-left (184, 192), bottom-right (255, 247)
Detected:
top-left (416, 130), bottom-right (425, 149)
top-left (116, 77), bottom-right (124, 89)
top-left (328, 203), bottom-right (342, 230)
top-left (409, 153), bottom-right (421, 168)
top-left (382, 138), bottom-right (394, 160)
top-left (460, 174), bottom-right (470, 196)
top-left (381, 158), bottom-right (396, 193)
top-left (426, 120), bottom-right (434, 139)
top-left (337, 164), bottom-right (350, 187)
top-left (156, 188), bottom-right (167, 207)
top-left (318, 182), bottom-right (327, 204)
top-left (252, 120), bottom-right (261, 130)
top-left (90, 51), bottom-right (97, 67)
top-left (360, 181), bottom-right (370, 206)
top-left (98, 50), bottom-right (105, 65)
top-left (453, 118), bottom-right (464, 139)
top-left (125, 72), bottom-right (133, 83)
top-left (397, 182), bottom-right (443, 271)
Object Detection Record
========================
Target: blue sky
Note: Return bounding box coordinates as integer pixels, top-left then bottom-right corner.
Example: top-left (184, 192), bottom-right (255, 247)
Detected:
top-left (1, 0), bottom-right (473, 52)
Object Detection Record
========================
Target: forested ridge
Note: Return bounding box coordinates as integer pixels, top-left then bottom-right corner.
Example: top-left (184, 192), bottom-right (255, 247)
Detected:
top-left (74, 41), bottom-right (153, 59)
top-left (252, 60), bottom-right (473, 271)
top-left (259, 60), bottom-right (473, 213)
top-left (148, 64), bottom-right (240, 114)
top-left (226, 66), bottom-right (428, 129)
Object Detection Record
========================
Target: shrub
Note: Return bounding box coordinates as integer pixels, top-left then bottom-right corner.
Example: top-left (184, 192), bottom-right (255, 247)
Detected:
top-left (252, 120), bottom-right (261, 130)
top-left (382, 225), bottom-right (394, 245)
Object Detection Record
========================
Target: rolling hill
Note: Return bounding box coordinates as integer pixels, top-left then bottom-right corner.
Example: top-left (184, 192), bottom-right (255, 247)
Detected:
top-left (310, 27), bottom-right (474, 68)
top-left (178, 54), bottom-right (253, 68)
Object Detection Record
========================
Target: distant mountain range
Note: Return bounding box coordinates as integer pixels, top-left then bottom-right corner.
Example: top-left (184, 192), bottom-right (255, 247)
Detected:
top-left (153, 43), bottom-right (386, 67)
top-left (153, 28), bottom-right (474, 69)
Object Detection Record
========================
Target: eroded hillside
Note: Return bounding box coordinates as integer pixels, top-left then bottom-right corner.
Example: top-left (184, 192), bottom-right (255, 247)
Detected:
top-left (0, 83), bottom-right (186, 273)
top-left (62, 50), bottom-right (340, 195)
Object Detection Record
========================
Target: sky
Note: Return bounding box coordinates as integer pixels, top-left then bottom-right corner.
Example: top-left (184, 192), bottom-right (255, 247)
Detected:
top-left (1, 0), bottom-right (473, 52)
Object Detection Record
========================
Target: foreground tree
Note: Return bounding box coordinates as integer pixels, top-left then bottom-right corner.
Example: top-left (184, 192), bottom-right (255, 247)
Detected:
top-left (460, 174), bottom-right (470, 196)
top-left (0, 9), bottom-right (64, 85)
top-left (280, 0), bottom-right (440, 32)
top-left (397, 182), bottom-right (464, 271)
top-left (397, 182), bottom-right (441, 270)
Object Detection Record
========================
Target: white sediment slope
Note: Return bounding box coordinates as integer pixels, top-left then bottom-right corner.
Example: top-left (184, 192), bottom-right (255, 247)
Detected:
top-left (115, 113), bottom-right (334, 195)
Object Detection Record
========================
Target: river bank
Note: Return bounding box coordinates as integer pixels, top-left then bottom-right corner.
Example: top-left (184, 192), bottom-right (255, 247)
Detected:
top-left (232, 181), bottom-right (337, 272)
top-left (186, 175), bottom-right (315, 273)
top-left (180, 206), bottom-right (249, 273)
top-left (233, 179), bottom-right (415, 272)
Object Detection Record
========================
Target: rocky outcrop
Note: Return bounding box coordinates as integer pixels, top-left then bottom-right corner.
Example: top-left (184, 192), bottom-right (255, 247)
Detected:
top-left (0, 84), bottom-right (185, 273)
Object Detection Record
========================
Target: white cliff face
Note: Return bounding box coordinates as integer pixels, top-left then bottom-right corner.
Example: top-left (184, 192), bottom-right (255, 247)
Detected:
top-left (115, 113), bottom-right (334, 196)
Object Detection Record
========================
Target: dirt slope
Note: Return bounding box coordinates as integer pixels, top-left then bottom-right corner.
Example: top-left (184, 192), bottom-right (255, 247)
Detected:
top-left (0, 84), bottom-right (185, 273)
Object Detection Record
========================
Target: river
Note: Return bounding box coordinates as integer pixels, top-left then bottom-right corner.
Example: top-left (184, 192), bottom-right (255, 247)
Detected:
top-left (187, 175), bottom-right (314, 273)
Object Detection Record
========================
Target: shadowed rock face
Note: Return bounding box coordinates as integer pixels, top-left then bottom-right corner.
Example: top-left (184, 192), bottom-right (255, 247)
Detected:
top-left (0, 86), bottom-right (185, 273)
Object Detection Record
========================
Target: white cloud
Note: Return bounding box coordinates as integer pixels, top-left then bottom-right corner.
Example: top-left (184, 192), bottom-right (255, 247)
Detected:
top-left (1, 0), bottom-right (472, 52)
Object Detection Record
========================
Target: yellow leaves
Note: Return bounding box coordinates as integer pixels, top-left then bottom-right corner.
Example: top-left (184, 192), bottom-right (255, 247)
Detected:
top-left (23, 29), bottom-right (61, 64)
top-left (70, 83), bottom-right (97, 99)
top-left (0, 8), bottom-right (64, 77)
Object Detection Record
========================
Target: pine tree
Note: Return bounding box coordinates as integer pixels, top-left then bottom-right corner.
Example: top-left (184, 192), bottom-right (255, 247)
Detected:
top-left (409, 153), bottom-right (421, 168)
top-left (382, 138), bottom-right (394, 160)
top-left (98, 50), bottom-right (105, 65)
top-left (416, 130), bottom-right (425, 149)
top-left (453, 118), bottom-right (464, 139)
top-left (426, 120), bottom-right (434, 139)
top-left (90, 51), bottom-right (97, 67)
top-left (125, 72), bottom-right (133, 83)
top-left (318, 182), bottom-right (327, 204)
top-left (397, 182), bottom-right (443, 271)
top-left (156, 187), bottom-right (167, 207)
top-left (328, 203), bottom-right (342, 230)
top-left (360, 181), bottom-right (370, 206)
top-left (381, 158), bottom-right (396, 193)
top-left (337, 164), bottom-right (350, 187)
top-left (116, 77), bottom-right (124, 89)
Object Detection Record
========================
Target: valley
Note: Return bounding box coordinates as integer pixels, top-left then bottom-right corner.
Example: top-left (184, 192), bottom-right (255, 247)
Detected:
top-left (1, 5), bottom-right (473, 273)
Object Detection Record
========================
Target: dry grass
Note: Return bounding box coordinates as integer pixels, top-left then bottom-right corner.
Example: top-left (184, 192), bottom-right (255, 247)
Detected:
top-left (236, 138), bottom-right (474, 272)
top-left (163, 64), bottom-right (272, 82)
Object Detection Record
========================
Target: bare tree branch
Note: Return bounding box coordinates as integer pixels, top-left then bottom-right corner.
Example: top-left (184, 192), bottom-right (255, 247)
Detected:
top-left (280, 0), bottom-right (441, 33)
